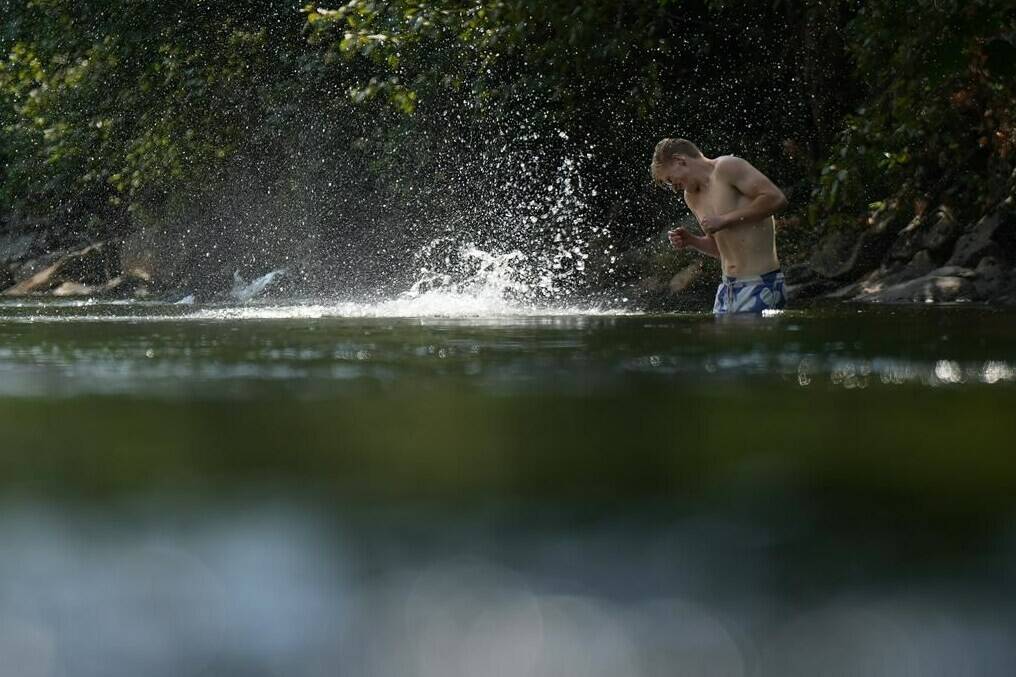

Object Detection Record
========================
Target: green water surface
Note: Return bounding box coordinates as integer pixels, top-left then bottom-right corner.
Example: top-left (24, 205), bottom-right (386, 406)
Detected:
top-left (2, 300), bottom-right (1015, 676)
top-left (2, 301), bottom-right (1014, 504)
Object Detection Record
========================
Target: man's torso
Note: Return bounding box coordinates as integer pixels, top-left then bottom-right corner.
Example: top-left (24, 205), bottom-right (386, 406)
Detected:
top-left (685, 156), bottom-right (780, 278)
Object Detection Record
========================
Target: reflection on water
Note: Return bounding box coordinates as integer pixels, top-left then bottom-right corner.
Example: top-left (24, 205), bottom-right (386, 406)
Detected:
top-left (1, 301), bottom-right (1015, 398)
top-left (0, 293), bottom-right (625, 320)
top-left (2, 300), bottom-right (1016, 675)
top-left (3, 502), bottom-right (1016, 677)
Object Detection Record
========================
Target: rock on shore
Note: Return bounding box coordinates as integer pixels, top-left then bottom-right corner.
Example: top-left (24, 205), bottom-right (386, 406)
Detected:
top-left (0, 233), bottom-right (153, 299)
top-left (787, 196), bottom-right (1016, 305)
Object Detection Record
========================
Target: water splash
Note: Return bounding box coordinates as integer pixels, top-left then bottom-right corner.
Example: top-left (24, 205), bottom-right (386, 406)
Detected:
top-left (206, 234), bottom-right (614, 318)
top-left (195, 146), bottom-right (617, 318)
top-left (193, 238), bottom-right (615, 318)
top-left (187, 297), bottom-right (625, 320)
top-left (345, 149), bottom-right (613, 317)
top-left (230, 269), bottom-right (285, 302)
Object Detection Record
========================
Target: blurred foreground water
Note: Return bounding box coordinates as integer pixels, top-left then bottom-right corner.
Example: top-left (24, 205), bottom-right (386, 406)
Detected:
top-left (2, 299), bottom-right (1016, 677)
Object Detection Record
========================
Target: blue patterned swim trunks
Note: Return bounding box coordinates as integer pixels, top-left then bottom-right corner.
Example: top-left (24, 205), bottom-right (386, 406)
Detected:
top-left (713, 269), bottom-right (786, 314)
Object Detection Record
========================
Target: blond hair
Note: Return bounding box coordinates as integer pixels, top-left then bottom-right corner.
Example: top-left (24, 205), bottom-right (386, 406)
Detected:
top-left (649, 138), bottom-right (702, 188)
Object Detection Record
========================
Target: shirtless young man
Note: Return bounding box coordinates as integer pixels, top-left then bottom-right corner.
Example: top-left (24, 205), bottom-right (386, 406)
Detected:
top-left (650, 138), bottom-right (788, 314)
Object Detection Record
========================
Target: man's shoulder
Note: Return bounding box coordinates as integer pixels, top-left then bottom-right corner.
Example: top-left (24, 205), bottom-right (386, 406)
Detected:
top-left (714, 155), bottom-right (750, 173)
top-left (713, 155), bottom-right (758, 184)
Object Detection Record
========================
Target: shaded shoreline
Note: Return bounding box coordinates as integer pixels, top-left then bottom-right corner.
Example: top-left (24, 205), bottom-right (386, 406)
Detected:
top-left (3, 197), bottom-right (1015, 309)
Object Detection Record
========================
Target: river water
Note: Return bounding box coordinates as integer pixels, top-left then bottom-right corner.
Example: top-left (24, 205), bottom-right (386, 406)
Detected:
top-left (2, 298), bottom-right (1016, 676)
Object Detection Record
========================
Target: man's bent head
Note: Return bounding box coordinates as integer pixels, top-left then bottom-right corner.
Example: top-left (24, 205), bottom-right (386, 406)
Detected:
top-left (650, 138), bottom-right (702, 191)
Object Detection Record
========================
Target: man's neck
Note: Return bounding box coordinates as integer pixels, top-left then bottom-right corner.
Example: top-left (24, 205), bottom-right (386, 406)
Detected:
top-left (687, 157), bottom-right (716, 193)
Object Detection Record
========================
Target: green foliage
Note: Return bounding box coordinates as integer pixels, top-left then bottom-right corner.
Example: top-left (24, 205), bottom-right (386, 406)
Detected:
top-left (813, 0), bottom-right (1016, 228)
top-left (303, 0), bottom-right (830, 246)
top-left (303, 0), bottom-right (674, 123)
top-left (1, 0), bottom-right (1011, 268)
top-left (0, 1), bottom-right (334, 225)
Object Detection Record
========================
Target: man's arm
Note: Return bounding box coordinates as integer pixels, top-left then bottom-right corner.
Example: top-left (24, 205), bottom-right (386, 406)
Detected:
top-left (668, 228), bottom-right (720, 259)
top-left (699, 157), bottom-right (788, 234)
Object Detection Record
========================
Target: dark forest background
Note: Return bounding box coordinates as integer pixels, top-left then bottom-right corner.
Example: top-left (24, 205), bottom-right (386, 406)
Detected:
top-left (1, 0), bottom-right (1013, 301)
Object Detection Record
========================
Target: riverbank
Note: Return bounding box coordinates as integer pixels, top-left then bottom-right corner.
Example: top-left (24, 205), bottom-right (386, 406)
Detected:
top-left (786, 194), bottom-right (1016, 305)
top-left (2, 196), bottom-right (1015, 308)
top-left (0, 226), bottom-right (151, 300)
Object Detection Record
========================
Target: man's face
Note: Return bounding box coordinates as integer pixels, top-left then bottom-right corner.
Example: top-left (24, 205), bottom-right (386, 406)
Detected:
top-left (662, 158), bottom-right (690, 192)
